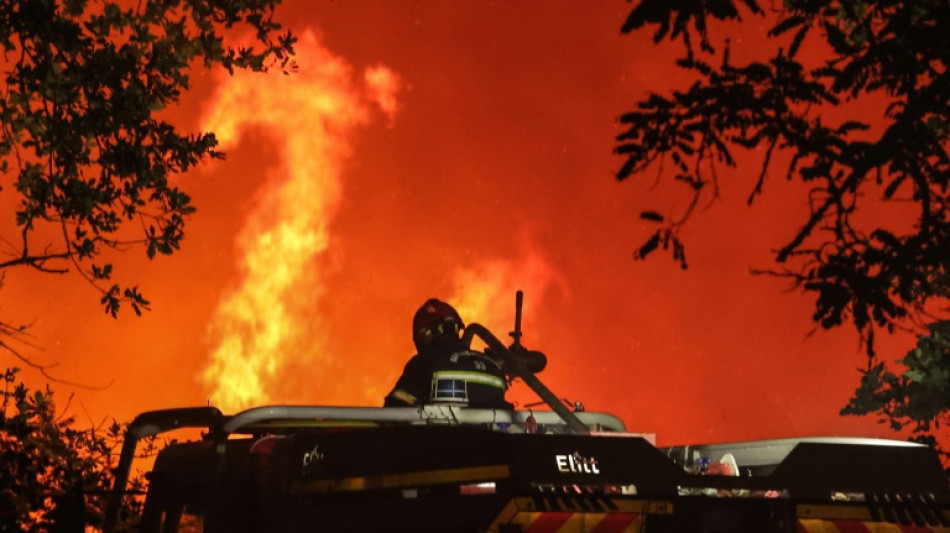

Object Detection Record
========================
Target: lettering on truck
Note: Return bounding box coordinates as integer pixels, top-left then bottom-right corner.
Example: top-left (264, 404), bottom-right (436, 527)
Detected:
top-left (556, 452), bottom-right (600, 474)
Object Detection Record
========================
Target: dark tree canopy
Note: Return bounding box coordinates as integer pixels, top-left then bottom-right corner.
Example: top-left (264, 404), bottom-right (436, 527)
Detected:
top-left (842, 320), bottom-right (950, 463)
top-left (843, 321), bottom-right (950, 428)
top-left (617, 0), bottom-right (949, 346)
top-left (617, 1), bottom-right (949, 439)
top-left (0, 0), bottom-right (295, 370)
top-left (0, 367), bottom-right (152, 531)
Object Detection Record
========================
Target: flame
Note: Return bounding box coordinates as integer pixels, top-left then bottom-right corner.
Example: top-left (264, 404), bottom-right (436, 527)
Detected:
top-left (448, 249), bottom-right (563, 409)
top-left (450, 248), bottom-right (562, 346)
top-left (199, 31), bottom-right (400, 412)
top-left (364, 65), bottom-right (400, 124)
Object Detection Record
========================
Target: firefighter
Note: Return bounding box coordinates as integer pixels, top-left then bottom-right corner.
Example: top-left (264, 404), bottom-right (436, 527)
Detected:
top-left (384, 298), bottom-right (512, 409)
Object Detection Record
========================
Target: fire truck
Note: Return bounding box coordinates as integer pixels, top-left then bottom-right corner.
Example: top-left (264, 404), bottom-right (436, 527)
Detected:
top-left (103, 297), bottom-right (950, 532)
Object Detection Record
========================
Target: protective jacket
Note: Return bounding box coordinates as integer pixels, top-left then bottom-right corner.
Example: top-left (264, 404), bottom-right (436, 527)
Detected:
top-left (385, 347), bottom-right (511, 409)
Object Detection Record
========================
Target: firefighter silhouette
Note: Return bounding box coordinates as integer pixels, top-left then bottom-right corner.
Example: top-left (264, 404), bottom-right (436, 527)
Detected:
top-left (385, 298), bottom-right (512, 409)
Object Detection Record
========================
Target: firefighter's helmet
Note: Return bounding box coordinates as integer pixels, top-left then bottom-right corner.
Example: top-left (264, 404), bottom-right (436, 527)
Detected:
top-left (413, 298), bottom-right (464, 351)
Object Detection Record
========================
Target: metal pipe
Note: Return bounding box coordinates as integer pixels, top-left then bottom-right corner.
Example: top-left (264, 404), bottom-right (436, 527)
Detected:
top-left (222, 405), bottom-right (424, 433)
top-left (462, 323), bottom-right (589, 435)
top-left (510, 290), bottom-right (524, 348)
top-left (220, 404), bottom-right (625, 434)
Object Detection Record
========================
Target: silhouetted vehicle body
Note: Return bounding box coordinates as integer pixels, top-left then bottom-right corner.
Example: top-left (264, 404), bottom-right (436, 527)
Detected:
top-left (104, 321), bottom-right (950, 532)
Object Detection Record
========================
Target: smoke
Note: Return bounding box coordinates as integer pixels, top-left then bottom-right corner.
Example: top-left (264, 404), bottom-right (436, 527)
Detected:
top-left (450, 248), bottom-right (562, 346)
top-left (199, 31), bottom-right (400, 412)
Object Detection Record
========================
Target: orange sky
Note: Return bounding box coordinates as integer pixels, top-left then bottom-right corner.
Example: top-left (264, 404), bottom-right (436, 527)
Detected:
top-left (4, 1), bottom-right (915, 446)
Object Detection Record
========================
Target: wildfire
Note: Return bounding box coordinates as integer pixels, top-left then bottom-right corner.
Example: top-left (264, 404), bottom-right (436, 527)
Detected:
top-left (199, 31), bottom-right (400, 412)
top-left (450, 249), bottom-right (561, 348)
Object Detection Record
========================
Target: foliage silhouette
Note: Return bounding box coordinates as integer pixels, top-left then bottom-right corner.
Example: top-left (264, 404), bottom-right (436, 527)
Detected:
top-left (842, 321), bottom-right (950, 465)
top-left (1, 367), bottom-right (153, 532)
top-left (617, 1), bottom-right (949, 442)
top-left (0, 0), bottom-right (296, 376)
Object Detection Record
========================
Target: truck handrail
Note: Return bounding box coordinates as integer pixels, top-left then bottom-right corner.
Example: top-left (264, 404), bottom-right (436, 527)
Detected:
top-left (104, 407), bottom-right (224, 533)
top-left (221, 404), bottom-right (626, 434)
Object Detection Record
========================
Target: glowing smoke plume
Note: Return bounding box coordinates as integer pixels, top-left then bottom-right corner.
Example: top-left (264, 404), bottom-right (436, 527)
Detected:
top-left (200, 32), bottom-right (399, 412)
top-left (450, 250), bottom-right (561, 346)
